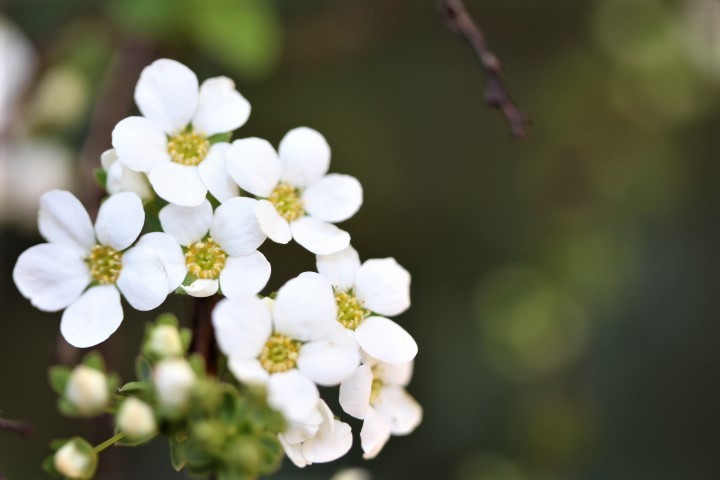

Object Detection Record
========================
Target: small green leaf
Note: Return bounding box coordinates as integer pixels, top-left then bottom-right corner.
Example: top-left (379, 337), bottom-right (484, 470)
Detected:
top-left (179, 328), bottom-right (192, 353)
top-left (207, 132), bottom-right (232, 144)
top-left (169, 434), bottom-right (187, 471)
top-left (118, 381), bottom-right (149, 395)
top-left (187, 354), bottom-right (205, 377)
top-left (82, 351), bottom-right (106, 371)
top-left (94, 168), bottom-right (107, 189)
top-left (48, 366), bottom-right (71, 395)
top-left (136, 357), bottom-right (153, 382)
top-left (41, 454), bottom-right (59, 476)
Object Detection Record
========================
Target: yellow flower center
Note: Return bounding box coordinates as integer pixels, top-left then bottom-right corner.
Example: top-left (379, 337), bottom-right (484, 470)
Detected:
top-left (185, 238), bottom-right (226, 280)
top-left (268, 183), bottom-right (304, 222)
top-left (335, 291), bottom-right (368, 330)
top-left (167, 132), bottom-right (210, 166)
top-left (86, 245), bottom-right (122, 284)
top-left (370, 376), bottom-right (384, 405)
top-left (260, 334), bottom-right (301, 373)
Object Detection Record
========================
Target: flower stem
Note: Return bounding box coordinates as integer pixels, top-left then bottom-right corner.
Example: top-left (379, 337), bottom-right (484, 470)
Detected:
top-left (94, 432), bottom-right (126, 453)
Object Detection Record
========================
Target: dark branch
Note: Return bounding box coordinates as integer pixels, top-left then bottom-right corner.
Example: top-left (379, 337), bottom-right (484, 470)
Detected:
top-left (190, 295), bottom-right (220, 376)
top-left (438, 0), bottom-right (529, 139)
top-left (0, 417), bottom-right (35, 436)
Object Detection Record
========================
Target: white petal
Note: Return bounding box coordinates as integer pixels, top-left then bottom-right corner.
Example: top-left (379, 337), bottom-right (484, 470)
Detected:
top-left (355, 258), bottom-right (411, 317)
top-left (211, 197), bottom-right (266, 256)
top-left (219, 252), bottom-right (270, 298)
top-left (212, 296), bottom-right (272, 359)
top-left (316, 245), bottom-right (360, 291)
top-left (253, 199), bottom-right (291, 244)
top-left (111, 116), bottom-right (170, 172)
top-left (283, 408), bottom-right (322, 444)
top-left (100, 148), bottom-right (116, 170)
top-left (181, 279), bottom-right (219, 297)
top-left (116, 246), bottom-right (170, 311)
top-left (197, 142), bottom-right (238, 202)
top-left (302, 174), bottom-right (362, 223)
top-left (354, 317), bottom-right (418, 365)
top-left (149, 163), bottom-right (207, 207)
top-left (60, 285), bottom-right (123, 348)
top-left (375, 361), bottom-right (414, 387)
top-left (273, 272), bottom-right (337, 342)
top-left (37, 190), bottom-right (94, 250)
top-left (159, 200), bottom-right (212, 246)
top-left (192, 76), bottom-right (250, 136)
top-left (227, 358), bottom-right (269, 385)
top-left (278, 127), bottom-right (330, 188)
top-left (268, 370), bottom-right (319, 423)
top-left (339, 364), bottom-right (373, 420)
top-left (133, 232), bottom-right (187, 292)
top-left (13, 243), bottom-right (89, 311)
top-left (103, 149), bottom-right (153, 200)
top-left (374, 386), bottom-right (422, 435)
top-left (303, 416), bottom-right (353, 464)
top-left (225, 138), bottom-right (282, 197)
top-left (134, 58), bottom-right (198, 134)
top-left (279, 435), bottom-right (308, 468)
top-left (360, 408), bottom-right (391, 460)
top-left (94, 192), bottom-right (144, 251)
top-left (298, 331), bottom-right (360, 387)
top-left (291, 216), bottom-right (350, 255)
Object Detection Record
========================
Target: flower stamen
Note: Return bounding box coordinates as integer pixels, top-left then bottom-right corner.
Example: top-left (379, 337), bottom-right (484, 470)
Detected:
top-left (269, 183), bottom-right (304, 221)
top-left (186, 238), bottom-right (226, 279)
top-left (86, 245), bottom-right (123, 284)
top-left (260, 334), bottom-right (301, 373)
top-left (167, 132), bottom-right (209, 166)
top-left (335, 291), bottom-right (368, 330)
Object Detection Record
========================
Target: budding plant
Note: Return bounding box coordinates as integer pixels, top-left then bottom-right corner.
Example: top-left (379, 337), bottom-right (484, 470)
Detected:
top-left (12, 59), bottom-right (422, 479)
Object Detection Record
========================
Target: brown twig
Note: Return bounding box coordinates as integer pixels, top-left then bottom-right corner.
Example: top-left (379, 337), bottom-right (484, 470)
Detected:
top-left (0, 417), bottom-right (35, 436)
top-left (190, 296), bottom-right (220, 376)
top-left (438, 0), bottom-right (529, 139)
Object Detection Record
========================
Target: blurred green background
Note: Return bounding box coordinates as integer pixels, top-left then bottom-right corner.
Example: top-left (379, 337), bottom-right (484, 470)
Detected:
top-left (1, 0), bottom-right (718, 478)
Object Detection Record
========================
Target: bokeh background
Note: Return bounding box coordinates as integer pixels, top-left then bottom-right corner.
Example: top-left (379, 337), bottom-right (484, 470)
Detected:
top-left (1, 0), bottom-right (719, 478)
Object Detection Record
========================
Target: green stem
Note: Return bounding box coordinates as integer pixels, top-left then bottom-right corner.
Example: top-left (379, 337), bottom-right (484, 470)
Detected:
top-left (94, 433), bottom-right (126, 453)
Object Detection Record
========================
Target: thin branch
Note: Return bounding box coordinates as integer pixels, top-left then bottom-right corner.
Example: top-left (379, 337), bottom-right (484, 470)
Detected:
top-left (0, 417), bottom-right (35, 436)
top-left (190, 296), bottom-right (220, 376)
top-left (438, 0), bottom-right (529, 139)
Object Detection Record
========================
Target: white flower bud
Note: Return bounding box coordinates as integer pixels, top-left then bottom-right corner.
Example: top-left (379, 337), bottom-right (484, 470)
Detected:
top-left (148, 324), bottom-right (183, 358)
top-left (331, 468), bottom-right (371, 480)
top-left (54, 440), bottom-right (95, 479)
top-left (116, 397), bottom-right (157, 439)
top-left (65, 365), bottom-right (108, 415)
top-left (154, 358), bottom-right (196, 410)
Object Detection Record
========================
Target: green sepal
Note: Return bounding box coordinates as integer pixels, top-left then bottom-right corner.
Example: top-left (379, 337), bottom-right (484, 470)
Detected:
top-left (41, 454), bottom-right (60, 477)
top-left (48, 366), bottom-right (71, 395)
top-left (117, 381), bottom-right (149, 395)
top-left (180, 328), bottom-right (193, 353)
top-left (170, 434), bottom-right (188, 471)
top-left (188, 354), bottom-right (206, 377)
top-left (155, 313), bottom-right (179, 327)
top-left (82, 351), bottom-right (106, 372)
top-left (207, 132), bottom-right (232, 144)
top-left (217, 468), bottom-right (252, 480)
top-left (49, 438), bottom-right (71, 451)
top-left (106, 373), bottom-right (121, 391)
top-left (94, 168), bottom-right (107, 189)
top-left (136, 357), bottom-right (153, 383)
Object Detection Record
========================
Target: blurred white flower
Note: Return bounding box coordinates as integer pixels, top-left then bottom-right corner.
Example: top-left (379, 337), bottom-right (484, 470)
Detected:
top-left (331, 468), bottom-right (372, 480)
top-left (54, 440), bottom-right (96, 479)
top-left (212, 272), bottom-right (360, 422)
top-left (279, 399), bottom-right (352, 468)
top-left (339, 359), bottom-right (422, 459)
top-left (148, 324), bottom-right (184, 359)
top-left (225, 127), bottom-right (362, 255)
top-left (31, 66), bottom-right (89, 128)
top-left (65, 365), bottom-right (108, 415)
top-left (159, 197), bottom-right (269, 297)
top-left (317, 245), bottom-right (417, 364)
top-left (116, 397), bottom-right (157, 440)
top-left (0, 15), bottom-right (36, 134)
top-left (12, 191), bottom-right (185, 347)
top-left (154, 358), bottom-right (196, 410)
top-left (112, 58), bottom-right (249, 206)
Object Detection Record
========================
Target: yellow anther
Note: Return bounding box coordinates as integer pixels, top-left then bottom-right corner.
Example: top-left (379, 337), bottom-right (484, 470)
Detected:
top-left (268, 183), bottom-right (304, 222)
top-left (167, 131), bottom-right (210, 166)
top-left (260, 334), bottom-right (301, 373)
top-left (186, 238), bottom-right (226, 280)
top-left (86, 245), bottom-right (122, 284)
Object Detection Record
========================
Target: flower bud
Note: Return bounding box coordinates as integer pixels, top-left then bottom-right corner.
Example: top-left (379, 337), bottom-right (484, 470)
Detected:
top-left (116, 397), bottom-right (157, 440)
top-left (154, 358), bottom-right (196, 410)
top-left (54, 438), bottom-right (97, 479)
top-left (65, 365), bottom-right (108, 415)
top-left (148, 324), bottom-right (184, 358)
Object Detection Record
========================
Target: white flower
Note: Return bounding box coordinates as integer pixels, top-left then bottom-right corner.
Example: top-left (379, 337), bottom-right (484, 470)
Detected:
top-left (100, 149), bottom-right (153, 201)
top-left (0, 15), bottom-right (37, 134)
top-left (12, 190), bottom-right (185, 347)
top-left (316, 245), bottom-right (417, 364)
top-left (65, 365), bottom-right (108, 415)
top-left (111, 58), bottom-right (249, 206)
top-left (331, 468), bottom-right (371, 480)
top-left (279, 399), bottom-right (352, 468)
top-left (212, 272), bottom-right (360, 422)
top-left (225, 127), bottom-right (363, 255)
top-left (148, 324), bottom-right (184, 358)
top-left (159, 197), bottom-right (269, 298)
top-left (154, 358), bottom-right (196, 410)
top-left (339, 359), bottom-right (422, 459)
top-left (116, 397), bottom-right (157, 440)
top-left (54, 440), bottom-right (96, 479)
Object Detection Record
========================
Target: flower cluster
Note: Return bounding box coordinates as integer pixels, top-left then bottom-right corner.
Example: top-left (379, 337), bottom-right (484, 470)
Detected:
top-left (14, 58), bottom-right (421, 478)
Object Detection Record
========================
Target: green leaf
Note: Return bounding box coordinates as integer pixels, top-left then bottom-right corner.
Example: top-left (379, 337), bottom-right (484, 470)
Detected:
top-left (82, 351), bottom-right (106, 371)
top-left (136, 357), bottom-right (153, 382)
top-left (117, 381), bottom-right (149, 395)
top-left (169, 435), bottom-right (188, 471)
top-left (48, 366), bottom-right (71, 395)
top-left (207, 132), bottom-right (232, 144)
top-left (94, 168), bottom-right (107, 189)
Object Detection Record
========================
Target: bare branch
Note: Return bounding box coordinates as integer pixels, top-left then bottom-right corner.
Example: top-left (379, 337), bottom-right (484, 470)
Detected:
top-left (0, 417), bottom-right (35, 436)
top-left (438, 0), bottom-right (529, 139)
